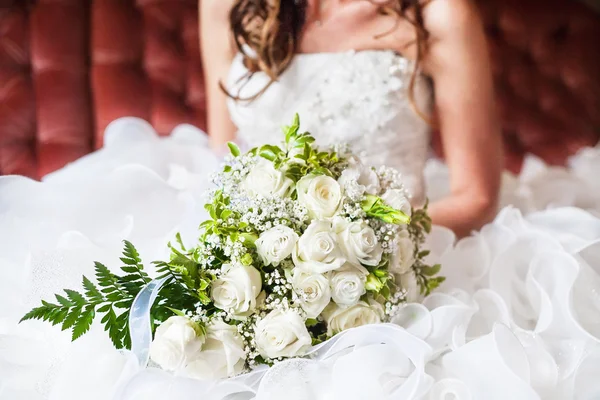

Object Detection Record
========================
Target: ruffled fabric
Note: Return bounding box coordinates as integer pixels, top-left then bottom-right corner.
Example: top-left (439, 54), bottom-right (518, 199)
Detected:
top-left (2, 119), bottom-right (600, 399)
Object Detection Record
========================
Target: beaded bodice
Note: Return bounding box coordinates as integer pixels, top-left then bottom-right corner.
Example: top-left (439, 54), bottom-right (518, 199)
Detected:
top-left (227, 50), bottom-right (432, 203)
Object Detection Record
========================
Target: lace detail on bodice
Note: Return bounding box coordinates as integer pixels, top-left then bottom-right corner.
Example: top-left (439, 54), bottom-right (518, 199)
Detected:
top-left (227, 50), bottom-right (432, 203)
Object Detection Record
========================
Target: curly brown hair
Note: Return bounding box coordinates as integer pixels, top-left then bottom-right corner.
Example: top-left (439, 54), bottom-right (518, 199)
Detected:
top-left (226, 0), bottom-right (430, 117)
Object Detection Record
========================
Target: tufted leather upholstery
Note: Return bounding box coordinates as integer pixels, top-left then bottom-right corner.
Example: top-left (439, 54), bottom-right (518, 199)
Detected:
top-left (0, 0), bottom-right (598, 177)
top-left (479, 0), bottom-right (600, 172)
top-left (0, 0), bottom-right (205, 178)
top-left (91, 0), bottom-right (205, 148)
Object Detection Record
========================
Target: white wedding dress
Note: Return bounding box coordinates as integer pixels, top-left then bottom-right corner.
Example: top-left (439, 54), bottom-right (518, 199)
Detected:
top-left (2, 50), bottom-right (600, 400)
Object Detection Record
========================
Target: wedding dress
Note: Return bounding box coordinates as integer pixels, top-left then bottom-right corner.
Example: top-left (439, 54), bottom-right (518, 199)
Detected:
top-left (2, 50), bottom-right (600, 400)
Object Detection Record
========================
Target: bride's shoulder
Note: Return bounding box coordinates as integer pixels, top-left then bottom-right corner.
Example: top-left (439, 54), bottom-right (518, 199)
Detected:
top-left (200, 0), bottom-right (235, 20)
top-left (423, 0), bottom-right (484, 38)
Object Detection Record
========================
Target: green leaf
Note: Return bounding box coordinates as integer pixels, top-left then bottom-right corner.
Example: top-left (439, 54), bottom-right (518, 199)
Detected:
top-left (259, 145), bottom-right (282, 162)
top-left (305, 318), bottom-right (319, 327)
top-left (227, 142), bottom-right (241, 157)
top-left (83, 276), bottom-right (104, 302)
top-left (72, 306), bottom-right (95, 341)
top-left (199, 279), bottom-right (210, 291)
top-left (20, 304), bottom-right (57, 323)
top-left (220, 209), bottom-right (232, 220)
top-left (239, 233), bottom-right (258, 247)
top-left (198, 292), bottom-right (211, 305)
top-left (97, 304), bottom-right (111, 313)
top-left (64, 289), bottom-right (86, 305)
top-left (166, 307), bottom-right (187, 317)
top-left (62, 307), bottom-right (82, 331)
top-left (303, 142), bottom-right (311, 160)
top-left (421, 264), bottom-right (441, 276)
top-left (311, 167), bottom-right (332, 177)
top-left (120, 257), bottom-right (138, 266)
top-left (361, 195), bottom-right (379, 211)
top-left (427, 276), bottom-right (446, 294)
top-left (55, 294), bottom-right (72, 307)
top-left (241, 253), bottom-right (254, 266)
top-left (122, 241), bottom-right (142, 266)
top-left (418, 250), bottom-right (431, 259)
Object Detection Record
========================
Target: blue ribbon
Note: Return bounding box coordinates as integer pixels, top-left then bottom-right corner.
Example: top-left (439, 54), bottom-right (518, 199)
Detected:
top-left (128, 277), bottom-right (168, 367)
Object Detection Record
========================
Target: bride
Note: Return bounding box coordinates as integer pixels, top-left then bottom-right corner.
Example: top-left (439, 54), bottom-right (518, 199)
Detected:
top-left (1, 0), bottom-right (599, 399)
top-left (203, 0), bottom-right (502, 238)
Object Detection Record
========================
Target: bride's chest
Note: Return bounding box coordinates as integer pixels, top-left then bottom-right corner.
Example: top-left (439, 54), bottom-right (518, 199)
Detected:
top-left (226, 50), bottom-right (432, 164)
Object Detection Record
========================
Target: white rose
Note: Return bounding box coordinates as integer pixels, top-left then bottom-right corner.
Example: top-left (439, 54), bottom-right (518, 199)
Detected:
top-left (149, 316), bottom-right (205, 372)
top-left (291, 269), bottom-right (331, 318)
top-left (338, 157), bottom-right (380, 194)
top-left (296, 174), bottom-right (343, 219)
top-left (255, 225), bottom-right (299, 266)
top-left (211, 264), bottom-right (263, 318)
top-left (293, 220), bottom-right (345, 274)
top-left (185, 320), bottom-right (246, 379)
top-left (334, 217), bottom-right (383, 267)
top-left (324, 298), bottom-right (385, 336)
top-left (329, 270), bottom-right (366, 307)
top-left (389, 230), bottom-right (416, 274)
top-left (381, 189), bottom-right (412, 217)
top-left (255, 309), bottom-right (312, 359)
top-left (242, 158), bottom-right (293, 198)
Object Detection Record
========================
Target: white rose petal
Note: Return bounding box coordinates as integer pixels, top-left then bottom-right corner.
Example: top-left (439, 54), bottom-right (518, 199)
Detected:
top-left (324, 298), bottom-right (384, 336)
top-left (211, 265), bottom-right (263, 318)
top-left (381, 189), bottom-right (412, 217)
top-left (255, 309), bottom-right (312, 359)
top-left (291, 270), bottom-right (331, 318)
top-left (149, 316), bottom-right (205, 372)
top-left (334, 217), bottom-right (383, 267)
top-left (389, 230), bottom-right (416, 275)
top-left (185, 320), bottom-right (246, 379)
top-left (242, 158), bottom-right (293, 198)
top-left (338, 157), bottom-right (380, 195)
top-left (256, 225), bottom-right (299, 266)
top-left (296, 175), bottom-right (343, 219)
top-left (293, 220), bottom-right (345, 274)
top-left (329, 270), bottom-right (366, 307)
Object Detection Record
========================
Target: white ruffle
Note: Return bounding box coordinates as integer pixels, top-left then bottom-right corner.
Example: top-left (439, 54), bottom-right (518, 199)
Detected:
top-left (2, 119), bottom-right (600, 399)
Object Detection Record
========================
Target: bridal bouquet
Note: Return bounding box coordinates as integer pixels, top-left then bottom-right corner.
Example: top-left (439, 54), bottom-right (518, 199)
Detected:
top-left (22, 115), bottom-right (442, 380)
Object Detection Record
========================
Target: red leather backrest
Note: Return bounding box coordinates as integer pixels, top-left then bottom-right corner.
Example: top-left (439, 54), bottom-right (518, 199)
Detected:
top-left (91, 0), bottom-right (206, 148)
top-left (0, 0), bottom-right (598, 177)
top-left (480, 0), bottom-right (600, 171)
top-left (0, 2), bottom-right (38, 177)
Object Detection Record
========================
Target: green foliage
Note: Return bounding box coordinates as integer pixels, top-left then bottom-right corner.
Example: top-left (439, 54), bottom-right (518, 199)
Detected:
top-left (227, 142), bottom-right (241, 157)
top-left (20, 241), bottom-right (191, 349)
top-left (246, 113), bottom-right (346, 183)
top-left (155, 239), bottom-right (213, 306)
top-left (406, 201), bottom-right (446, 296)
top-left (361, 195), bottom-right (411, 225)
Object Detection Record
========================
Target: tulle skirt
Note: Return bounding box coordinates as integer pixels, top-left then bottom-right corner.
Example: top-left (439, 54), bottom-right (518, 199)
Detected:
top-left (2, 118), bottom-right (600, 400)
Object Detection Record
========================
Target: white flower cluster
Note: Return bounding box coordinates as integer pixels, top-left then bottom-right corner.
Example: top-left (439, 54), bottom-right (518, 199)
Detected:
top-left (148, 121), bottom-right (435, 381)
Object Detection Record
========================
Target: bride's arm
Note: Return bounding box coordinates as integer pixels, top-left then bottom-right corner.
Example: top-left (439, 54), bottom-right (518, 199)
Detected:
top-left (200, 0), bottom-right (237, 149)
top-left (422, 0), bottom-right (503, 237)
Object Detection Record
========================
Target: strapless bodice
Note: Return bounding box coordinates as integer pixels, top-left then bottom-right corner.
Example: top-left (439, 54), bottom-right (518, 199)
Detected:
top-left (226, 50), bottom-right (432, 203)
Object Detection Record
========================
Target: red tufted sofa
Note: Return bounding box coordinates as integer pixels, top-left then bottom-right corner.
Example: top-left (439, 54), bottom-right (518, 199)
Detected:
top-left (0, 0), bottom-right (599, 178)
top-left (0, 0), bottom-right (205, 178)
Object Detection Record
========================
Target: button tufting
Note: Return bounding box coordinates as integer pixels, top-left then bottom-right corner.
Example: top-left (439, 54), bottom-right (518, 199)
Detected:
top-left (0, 0), bottom-right (598, 177)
